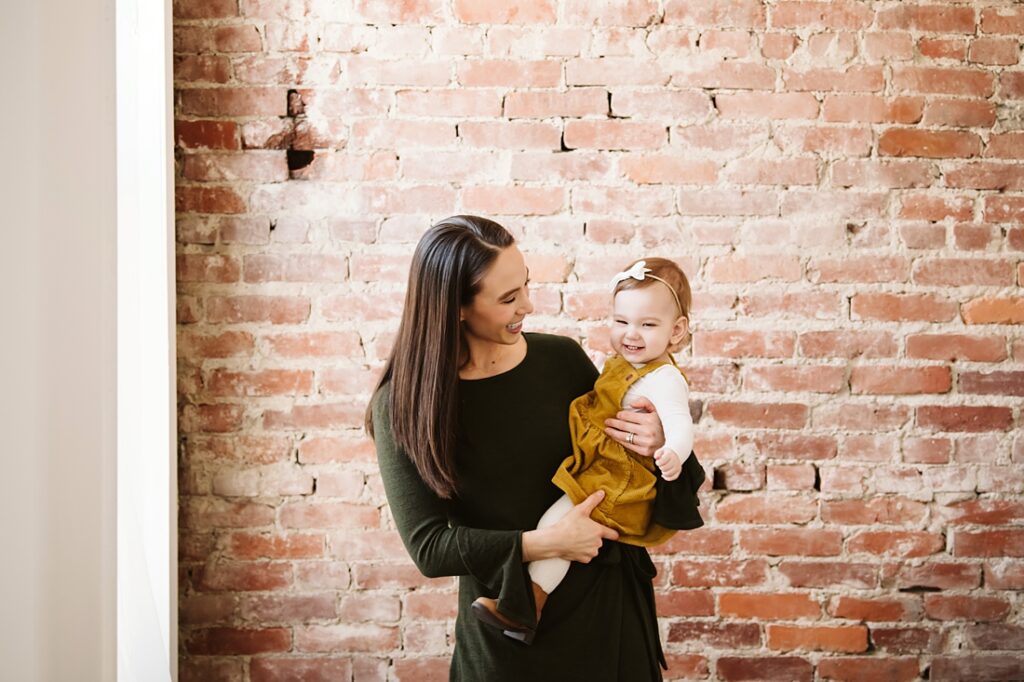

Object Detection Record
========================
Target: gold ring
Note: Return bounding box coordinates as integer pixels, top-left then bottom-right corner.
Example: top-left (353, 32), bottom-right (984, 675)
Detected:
top-left (627, 432), bottom-right (635, 445)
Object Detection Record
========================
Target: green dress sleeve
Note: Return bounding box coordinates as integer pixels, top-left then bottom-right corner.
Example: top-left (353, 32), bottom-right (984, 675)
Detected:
top-left (372, 387), bottom-right (539, 626)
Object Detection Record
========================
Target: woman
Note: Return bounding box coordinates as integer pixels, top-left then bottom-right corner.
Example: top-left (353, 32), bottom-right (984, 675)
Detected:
top-left (366, 216), bottom-right (695, 680)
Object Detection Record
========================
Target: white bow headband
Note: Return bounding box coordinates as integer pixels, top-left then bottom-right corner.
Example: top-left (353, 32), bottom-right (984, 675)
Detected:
top-left (609, 260), bottom-right (683, 315)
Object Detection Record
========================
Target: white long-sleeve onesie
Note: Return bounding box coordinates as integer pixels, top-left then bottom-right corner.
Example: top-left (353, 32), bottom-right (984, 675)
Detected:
top-left (530, 363), bottom-right (693, 594)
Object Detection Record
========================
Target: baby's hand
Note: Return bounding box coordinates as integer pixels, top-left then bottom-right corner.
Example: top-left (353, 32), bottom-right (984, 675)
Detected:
top-left (654, 447), bottom-right (682, 481)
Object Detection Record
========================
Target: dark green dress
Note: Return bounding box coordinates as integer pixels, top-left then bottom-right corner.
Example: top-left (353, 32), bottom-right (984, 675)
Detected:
top-left (373, 333), bottom-right (703, 681)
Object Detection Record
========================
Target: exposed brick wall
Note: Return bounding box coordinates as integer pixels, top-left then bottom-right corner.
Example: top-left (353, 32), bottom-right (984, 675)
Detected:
top-left (174, 1), bottom-right (1024, 680)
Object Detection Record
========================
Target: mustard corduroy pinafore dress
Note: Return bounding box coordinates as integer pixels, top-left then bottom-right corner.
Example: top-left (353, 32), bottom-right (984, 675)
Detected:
top-left (551, 354), bottom-right (686, 547)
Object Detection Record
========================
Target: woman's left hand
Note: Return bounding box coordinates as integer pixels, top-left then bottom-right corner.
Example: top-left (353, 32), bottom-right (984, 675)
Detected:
top-left (603, 396), bottom-right (665, 458)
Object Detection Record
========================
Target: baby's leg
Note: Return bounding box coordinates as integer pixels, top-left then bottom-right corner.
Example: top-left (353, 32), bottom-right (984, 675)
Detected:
top-left (528, 494), bottom-right (574, 594)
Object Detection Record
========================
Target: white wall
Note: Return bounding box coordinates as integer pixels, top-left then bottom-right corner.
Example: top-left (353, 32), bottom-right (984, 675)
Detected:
top-left (0, 0), bottom-right (117, 678)
top-left (0, 0), bottom-right (175, 679)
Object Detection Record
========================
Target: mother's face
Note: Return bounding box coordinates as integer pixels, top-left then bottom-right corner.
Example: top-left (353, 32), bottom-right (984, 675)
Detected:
top-left (460, 245), bottom-right (533, 347)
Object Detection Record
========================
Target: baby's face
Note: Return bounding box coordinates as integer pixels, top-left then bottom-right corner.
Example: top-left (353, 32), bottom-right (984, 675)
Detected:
top-left (610, 284), bottom-right (686, 365)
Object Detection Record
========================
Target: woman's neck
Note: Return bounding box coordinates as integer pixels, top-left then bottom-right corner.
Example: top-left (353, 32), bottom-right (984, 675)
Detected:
top-left (459, 336), bottom-right (528, 379)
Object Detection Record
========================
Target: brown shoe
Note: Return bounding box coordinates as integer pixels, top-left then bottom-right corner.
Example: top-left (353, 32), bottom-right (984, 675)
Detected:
top-left (471, 597), bottom-right (535, 645)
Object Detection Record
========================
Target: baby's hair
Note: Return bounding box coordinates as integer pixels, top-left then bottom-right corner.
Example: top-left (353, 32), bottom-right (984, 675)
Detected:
top-left (614, 257), bottom-right (692, 320)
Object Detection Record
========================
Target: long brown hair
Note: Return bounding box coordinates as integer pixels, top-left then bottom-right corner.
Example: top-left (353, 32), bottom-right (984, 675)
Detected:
top-left (365, 215), bottom-right (515, 498)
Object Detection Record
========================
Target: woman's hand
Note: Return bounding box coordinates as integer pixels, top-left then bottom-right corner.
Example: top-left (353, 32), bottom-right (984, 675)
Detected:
top-left (603, 396), bottom-right (665, 457)
top-left (522, 491), bottom-right (619, 563)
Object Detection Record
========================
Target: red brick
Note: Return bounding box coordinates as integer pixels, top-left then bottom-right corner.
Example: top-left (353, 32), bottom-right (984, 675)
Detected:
top-left (457, 59), bottom-right (560, 87)
top-left (823, 497), bottom-right (928, 525)
top-left (739, 528), bottom-right (842, 556)
top-left (742, 365), bottom-right (845, 393)
top-left (179, 87), bottom-right (286, 117)
top-left (954, 529), bottom-right (1024, 557)
top-left (766, 463), bottom-right (817, 490)
top-left (715, 494), bottom-right (817, 524)
top-left (572, 186), bottom-right (674, 215)
top-left (863, 32), bottom-right (915, 61)
top-left (678, 189), bottom-right (777, 216)
top-left (504, 88), bottom-right (607, 117)
top-left (453, 0), bottom-right (555, 23)
top-left (781, 190), bottom-right (887, 219)
top-left (567, 58), bottom-right (670, 86)
top-left (620, 155), bottom-right (717, 184)
top-left (349, 0), bottom-right (443, 23)
top-left (982, 7), bottom-right (1024, 34)
top-left (727, 158), bottom-right (818, 185)
top-left (762, 32), bottom-right (798, 59)
top-left (176, 186), bottom-right (247, 214)
top-left (225, 532), bottom-right (325, 560)
top-left (917, 405), bottom-right (1014, 432)
top-left (778, 561), bottom-right (878, 589)
top-left (458, 121), bottom-right (560, 149)
top-left (899, 223), bottom-right (945, 249)
top-left (932, 656), bottom-right (1024, 682)
top-left (877, 5), bottom-right (976, 33)
top-left (667, 621), bottom-right (761, 648)
top-left (832, 159), bottom-right (933, 188)
top-left (809, 255), bottom-right (910, 283)
top-left (699, 30), bottom-right (753, 57)
top-left (917, 258), bottom-right (1016, 286)
top-left (655, 589), bottom-right (716, 617)
top-left (919, 37), bottom-right (968, 60)
top-left (850, 366), bottom-right (951, 395)
top-left (897, 562), bottom-right (981, 591)
top-left (770, 2), bottom-right (872, 29)
top-left (740, 291), bottom-right (842, 320)
top-left (924, 100), bottom-right (998, 129)
top-left (847, 530), bottom-right (945, 557)
top-left (817, 657), bottom-right (921, 682)
top-left (294, 623), bottom-right (399, 653)
top-left (187, 627), bottom-right (290, 656)
top-left (611, 90), bottom-right (712, 119)
top-left (719, 592), bottom-right (820, 620)
top-left (564, 120), bottom-right (666, 150)
top-left (293, 562), bottom-right (351, 590)
top-left (176, 119), bottom-right (241, 150)
top-left (206, 295), bottom-right (309, 325)
top-left (959, 371), bottom-right (1024, 396)
top-left (263, 402), bottom-right (365, 430)
top-left (819, 93), bottom-right (925, 122)
top-left (946, 163), bottom-right (1024, 191)
top-left (197, 560), bottom-right (293, 591)
top-left (985, 195), bottom-right (1024, 223)
top-left (241, 593), bottom-right (337, 623)
top-left (925, 594), bottom-right (1012, 621)
top-left (207, 369), bottom-right (313, 397)
top-left (902, 436), bottom-right (951, 464)
top-left (174, 0), bottom-right (238, 19)
top-left (180, 403), bottom-right (245, 433)
top-left (969, 37), bottom-right (1021, 66)
top-left (872, 627), bottom-right (946, 654)
top-left (816, 403), bottom-right (911, 431)
top-left (707, 254), bottom-right (801, 282)
top-left (798, 331), bottom-right (896, 359)
top-left (717, 92), bottom-right (819, 119)
top-left (250, 657), bottom-right (353, 682)
top-left (829, 596), bottom-right (915, 622)
top-left (462, 185), bottom-right (565, 215)
top-left (767, 624), bottom-right (868, 653)
top-left (655, 527), bottom-right (735, 556)
top-left (986, 132), bottom-right (1024, 159)
top-left (562, 0), bottom-right (660, 26)
top-left (783, 66), bottom-right (884, 93)
top-left (899, 193), bottom-right (974, 220)
top-left (962, 296), bottom-right (1024, 324)
top-left (892, 67), bottom-right (995, 97)
top-left (713, 463), bottom-right (766, 491)
top-left (986, 562), bottom-right (1024, 590)
top-left (880, 129), bottom-right (982, 159)
top-left (851, 293), bottom-right (957, 322)
top-left (737, 433), bottom-right (837, 460)
top-left (672, 559), bottom-right (770, 587)
top-left (665, 0), bottom-right (765, 27)
top-left (672, 62), bottom-right (775, 89)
